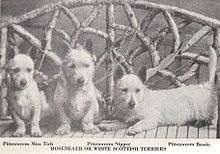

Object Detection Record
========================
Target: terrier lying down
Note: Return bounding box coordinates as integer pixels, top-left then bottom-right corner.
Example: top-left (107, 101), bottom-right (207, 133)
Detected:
top-left (55, 40), bottom-right (103, 135)
top-left (98, 46), bottom-right (218, 135)
top-left (7, 54), bottom-right (49, 137)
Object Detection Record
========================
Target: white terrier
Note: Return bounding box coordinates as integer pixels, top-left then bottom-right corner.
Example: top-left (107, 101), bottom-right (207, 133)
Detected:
top-left (99, 46), bottom-right (218, 135)
top-left (55, 40), bottom-right (102, 135)
top-left (7, 54), bottom-right (49, 137)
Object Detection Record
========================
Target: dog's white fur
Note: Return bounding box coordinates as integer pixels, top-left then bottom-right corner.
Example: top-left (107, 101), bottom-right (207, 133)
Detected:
top-left (55, 44), bottom-right (101, 135)
top-left (99, 46), bottom-right (218, 135)
top-left (7, 54), bottom-right (49, 137)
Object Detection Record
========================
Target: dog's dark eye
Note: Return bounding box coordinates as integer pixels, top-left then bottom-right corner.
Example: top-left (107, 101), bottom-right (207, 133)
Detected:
top-left (121, 88), bottom-right (128, 93)
top-left (70, 64), bottom-right (76, 69)
top-left (27, 68), bottom-right (32, 73)
top-left (13, 67), bottom-right (20, 73)
top-left (136, 88), bottom-right (141, 93)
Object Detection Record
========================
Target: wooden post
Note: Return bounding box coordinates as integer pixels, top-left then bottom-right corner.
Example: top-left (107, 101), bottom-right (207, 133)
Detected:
top-left (105, 3), bottom-right (115, 103)
top-left (213, 27), bottom-right (220, 138)
top-left (0, 27), bottom-right (9, 119)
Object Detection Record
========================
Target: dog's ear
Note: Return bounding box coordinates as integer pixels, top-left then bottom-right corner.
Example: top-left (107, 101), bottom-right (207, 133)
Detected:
top-left (84, 39), bottom-right (97, 62)
top-left (84, 39), bottom-right (93, 52)
top-left (138, 66), bottom-right (147, 83)
top-left (7, 50), bottom-right (16, 60)
top-left (114, 65), bottom-right (125, 83)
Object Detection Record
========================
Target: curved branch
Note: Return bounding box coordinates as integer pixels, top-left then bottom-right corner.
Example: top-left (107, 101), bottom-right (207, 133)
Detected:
top-left (11, 24), bottom-right (61, 65)
top-left (70, 4), bottom-right (103, 48)
top-left (112, 48), bottom-right (133, 73)
top-left (146, 52), bottom-right (178, 81)
top-left (54, 28), bottom-right (71, 42)
top-left (176, 52), bottom-right (209, 64)
top-left (179, 26), bottom-right (212, 53)
top-left (83, 27), bottom-right (108, 39)
top-left (95, 51), bottom-right (109, 68)
top-left (59, 5), bottom-right (80, 29)
top-left (44, 9), bottom-right (60, 51)
top-left (157, 70), bottom-right (185, 87)
top-left (141, 9), bottom-right (160, 33)
top-left (213, 28), bottom-right (220, 55)
top-left (123, 3), bottom-right (160, 67)
top-left (153, 20), bottom-right (191, 47)
top-left (162, 10), bottom-right (180, 52)
top-left (178, 63), bottom-right (199, 82)
top-left (1, 0), bottom-right (220, 29)
top-left (111, 23), bottom-right (133, 32)
top-left (11, 24), bottom-right (42, 49)
top-left (127, 47), bottom-right (143, 63)
top-left (128, 20), bottom-right (191, 62)
top-left (131, 1), bottom-right (220, 27)
top-left (38, 9), bottom-right (60, 70)
top-left (8, 32), bottom-right (19, 55)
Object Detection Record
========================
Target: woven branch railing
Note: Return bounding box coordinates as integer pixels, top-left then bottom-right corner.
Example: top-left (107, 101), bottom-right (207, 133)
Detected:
top-left (0, 0), bottom-right (220, 138)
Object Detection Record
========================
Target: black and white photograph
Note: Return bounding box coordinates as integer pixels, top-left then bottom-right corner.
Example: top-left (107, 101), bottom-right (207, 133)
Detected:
top-left (1, 1), bottom-right (220, 152)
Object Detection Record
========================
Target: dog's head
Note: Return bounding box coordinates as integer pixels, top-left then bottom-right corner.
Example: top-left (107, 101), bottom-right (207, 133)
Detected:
top-left (8, 54), bottom-right (34, 90)
top-left (62, 40), bottom-right (96, 87)
top-left (114, 72), bottom-right (145, 112)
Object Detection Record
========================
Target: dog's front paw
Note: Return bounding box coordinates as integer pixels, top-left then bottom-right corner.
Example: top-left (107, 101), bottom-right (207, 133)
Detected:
top-left (31, 126), bottom-right (42, 137)
top-left (98, 123), bottom-right (117, 131)
top-left (83, 124), bottom-right (100, 134)
top-left (125, 117), bottom-right (136, 124)
top-left (126, 127), bottom-right (141, 136)
top-left (56, 124), bottom-right (71, 135)
top-left (125, 115), bottom-right (144, 125)
top-left (12, 129), bottom-right (26, 137)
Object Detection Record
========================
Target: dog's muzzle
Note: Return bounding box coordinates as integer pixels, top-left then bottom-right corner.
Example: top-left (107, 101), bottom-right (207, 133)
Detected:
top-left (76, 77), bottom-right (85, 86)
top-left (20, 79), bottom-right (27, 87)
top-left (128, 99), bottom-right (135, 109)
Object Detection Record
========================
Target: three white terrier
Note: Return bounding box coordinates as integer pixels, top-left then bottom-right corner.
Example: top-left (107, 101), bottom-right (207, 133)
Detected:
top-left (99, 46), bottom-right (218, 135)
top-left (7, 54), bottom-right (49, 137)
top-left (55, 41), bottom-right (102, 135)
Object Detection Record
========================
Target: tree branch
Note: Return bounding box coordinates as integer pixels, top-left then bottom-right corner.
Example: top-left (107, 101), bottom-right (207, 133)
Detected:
top-left (123, 3), bottom-right (160, 67)
top-left (157, 70), bottom-right (185, 87)
top-left (162, 10), bottom-right (180, 52)
top-left (59, 5), bottom-right (80, 29)
top-left (83, 27), bottom-right (108, 39)
top-left (11, 24), bottom-right (61, 65)
top-left (179, 26), bottom-right (212, 53)
top-left (70, 4), bottom-right (103, 48)
top-left (178, 63), bottom-right (199, 82)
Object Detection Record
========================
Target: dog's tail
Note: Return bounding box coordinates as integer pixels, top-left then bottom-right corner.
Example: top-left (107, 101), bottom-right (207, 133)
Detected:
top-left (208, 46), bottom-right (217, 85)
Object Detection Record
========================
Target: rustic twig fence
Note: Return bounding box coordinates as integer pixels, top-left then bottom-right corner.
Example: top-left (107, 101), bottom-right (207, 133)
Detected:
top-left (0, 0), bottom-right (220, 138)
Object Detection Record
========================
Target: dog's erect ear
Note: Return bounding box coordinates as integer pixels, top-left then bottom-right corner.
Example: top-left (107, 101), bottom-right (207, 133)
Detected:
top-left (7, 49), bottom-right (16, 60)
top-left (114, 65), bottom-right (126, 83)
top-left (138, 66), bottom-right (147, 83)
top-left (84, 39), bottom-right (93, 53)
top-left (84, 39), bottom-right (97, 62)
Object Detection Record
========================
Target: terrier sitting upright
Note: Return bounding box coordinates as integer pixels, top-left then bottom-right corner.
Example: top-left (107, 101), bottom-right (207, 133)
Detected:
top-left (55, 40), bottom-right (101, 135)
top-left (7, 54), bottom-right (49, 137)
top-left (99, 46), bottom-right (218, 135)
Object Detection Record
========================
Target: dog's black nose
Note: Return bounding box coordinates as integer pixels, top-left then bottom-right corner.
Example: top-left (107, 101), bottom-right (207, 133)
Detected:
top-left (77, 77), bottom-right (85, 84)
top-left (20, 79), bottom-right (27, 86)
top-left (128, 99), bottom-right (135, 109)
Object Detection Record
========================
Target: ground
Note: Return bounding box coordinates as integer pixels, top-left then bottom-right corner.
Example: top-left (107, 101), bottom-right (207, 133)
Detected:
top-left (0, 120), bottom-right (216, 138)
